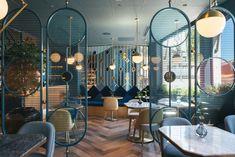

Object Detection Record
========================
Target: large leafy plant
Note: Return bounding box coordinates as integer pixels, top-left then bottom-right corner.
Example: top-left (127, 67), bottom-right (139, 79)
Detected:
top-left (6, 38), bottom-right (41, 63)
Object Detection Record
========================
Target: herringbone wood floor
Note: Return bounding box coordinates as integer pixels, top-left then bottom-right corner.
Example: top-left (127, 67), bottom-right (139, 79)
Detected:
top-left (54, 117), bottom-right (161, 157)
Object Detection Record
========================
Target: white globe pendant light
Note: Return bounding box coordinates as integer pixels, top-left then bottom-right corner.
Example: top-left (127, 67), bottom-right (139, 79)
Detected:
top-left (67, 56), bottom-right (75, 64)
top-left (76, 64), bottom-right (83, 70)
top-left (132, 49), bottom-right (143, 64)
top-left (0, 0), bottom-right (8, 20)
top-left (196, 9), bottom-right (226, 38)
top-left (132, 18), bottom-right (143, 64)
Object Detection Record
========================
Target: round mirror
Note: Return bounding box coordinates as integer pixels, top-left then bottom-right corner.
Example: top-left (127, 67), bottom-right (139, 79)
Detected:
top-left (50, 51), bottom-right (62, 63)
top-left (3, 59), bottom-right (40, 97)
top-left (61, 71), bottom-right (73, 82)
top-left (164, 71), bottom-right (176, 82)
top-left (47, 8), bottom-right (86, 46)
top-left (197, 57), bottom-right (235, 96)
top-left (150, 7), bottom-right (190, 48)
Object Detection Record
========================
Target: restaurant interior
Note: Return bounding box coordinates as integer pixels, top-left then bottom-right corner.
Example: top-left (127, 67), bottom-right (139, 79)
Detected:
top-left (1, 0), bottom-right (235, 157)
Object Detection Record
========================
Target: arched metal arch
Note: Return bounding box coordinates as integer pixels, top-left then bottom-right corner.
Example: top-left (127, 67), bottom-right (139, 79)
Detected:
top-left (1, 8), bottom-right (43, 134)
top-left (46, 7), bottom-right (88, 146)
top-left (149, 5), bottom-right (192, 143)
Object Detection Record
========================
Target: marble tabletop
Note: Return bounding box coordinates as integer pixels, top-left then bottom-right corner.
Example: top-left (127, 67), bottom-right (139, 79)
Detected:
top-left (0, 134), bottom-right (46, 157)
top-left (124, 102), bottom-right (164, 109)
top-left (159, 125), bottom-right (235, 157)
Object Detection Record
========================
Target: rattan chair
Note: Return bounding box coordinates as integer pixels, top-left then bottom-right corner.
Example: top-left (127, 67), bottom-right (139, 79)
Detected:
top-left (127, 99), bottom-right (140, 135)
top-left (48, 109), bottom-right (75, 144)
top-left (103, 97), bottom-right (119, 121)
top-left (134, 109), bottom-right (163, 147)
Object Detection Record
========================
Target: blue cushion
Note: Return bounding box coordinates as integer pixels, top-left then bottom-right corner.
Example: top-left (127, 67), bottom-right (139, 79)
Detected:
top-left (88, 86), bottom-right (100, 99)
top-left (88, 100), bottom-right (103, 106)
top-left (164, 143), bottom-right (189, 157)
top-left (101, 86), bottom-right (112, 96)
top-left (93, 93), bottom-right (102, 101)
top-left (127, 86), bottom-right (140, 98)
top-left (80, 85), bottom-right (86, 96)
top-left (114, 86), bottom-right (127, 97)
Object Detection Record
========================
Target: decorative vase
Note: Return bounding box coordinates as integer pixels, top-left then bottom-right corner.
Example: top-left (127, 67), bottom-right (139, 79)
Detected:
top-left (196, 122), bottom-right (207, 138)
top-left (138, 99), bottom-right (142, 104)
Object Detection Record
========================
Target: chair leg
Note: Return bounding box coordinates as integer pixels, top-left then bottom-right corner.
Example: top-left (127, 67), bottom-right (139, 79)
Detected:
top-left (128, 118), bottom-right (132, 135)
top-left (104, 111), bottom-right (107, 120)
top-left (141, 130), bottom-right (144, 148)
top-left (111, 111), bottom-right (114, 121)
top-left (133, 128), bottom-right (136, 138)
top-left (116, 110), bottom-right (118, 120)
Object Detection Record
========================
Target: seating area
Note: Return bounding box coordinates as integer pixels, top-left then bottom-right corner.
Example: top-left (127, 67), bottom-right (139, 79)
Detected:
top-left (1, 0), bottom-right (235, 157)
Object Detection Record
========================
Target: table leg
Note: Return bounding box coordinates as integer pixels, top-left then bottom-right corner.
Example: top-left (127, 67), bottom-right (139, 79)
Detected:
top-left (159, 132), bottom-right (164, 157)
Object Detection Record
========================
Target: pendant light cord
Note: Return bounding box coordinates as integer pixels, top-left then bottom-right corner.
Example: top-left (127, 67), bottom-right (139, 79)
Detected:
top-left (209, 0), bottom-right (218, 8)
top-left (135, 17), bottom-right (139, 49)
top-left (168, 0), bottom-right (172, 8)
top-left (69, 16), bottom-right (72, 56)
top-left (65, 0), bottom-right (69, 8)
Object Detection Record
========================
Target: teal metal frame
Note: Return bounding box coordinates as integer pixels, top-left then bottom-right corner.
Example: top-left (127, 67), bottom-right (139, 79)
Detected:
top-left (46, 6), bottom-right (88, 147)
top-left (149, 5), bottom-right (191, 142)
top-left (1, 8), bottom-right (43, 134)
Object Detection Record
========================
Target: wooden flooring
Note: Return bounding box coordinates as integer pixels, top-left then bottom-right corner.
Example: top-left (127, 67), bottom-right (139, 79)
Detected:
top-left (54, 117), bottom-right (161, 157)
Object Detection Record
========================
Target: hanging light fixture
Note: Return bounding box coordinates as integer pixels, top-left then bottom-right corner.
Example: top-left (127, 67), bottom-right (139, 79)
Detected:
top-left (142, 64), bottom-right (149, 71)
top-left (132, 18), bottom-right (143, 64)
top-left (109, 38), bottom-right (116, 70)
top-left (0, 0), bottom-right (28, 33)
top-left (0, 0), bottom-right (8, 20)
top-left (74, 52), bottom-right (84, 62)
top-left (172, 52), bottom-right (182, 64)
top-left (151, 57), bottom-right (161, 64)
top-left (67, 16), bottom-right (75, 64)
top-left (76, 63), bottom-right (83, 70)
top-left (196, 0), bottom-right (226, 38)
top-left (109, 62), bottom-right (116, 70)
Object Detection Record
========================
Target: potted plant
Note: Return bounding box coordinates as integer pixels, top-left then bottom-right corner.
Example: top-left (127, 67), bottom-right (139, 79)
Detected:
top-left (4, 38), bottom-right (43, 96)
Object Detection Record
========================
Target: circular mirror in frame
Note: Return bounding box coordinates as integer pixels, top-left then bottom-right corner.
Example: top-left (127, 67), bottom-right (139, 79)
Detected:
top-left (197, 57), bottom-right (235, 96)
top-left (150, 7), bottom-right (190, 48)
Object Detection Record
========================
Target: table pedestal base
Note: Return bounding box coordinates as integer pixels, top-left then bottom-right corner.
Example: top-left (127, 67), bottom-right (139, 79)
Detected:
top-left (127, 135), bottom-right (153, 143)
top-left (105, 117), bottom-right (118, 121)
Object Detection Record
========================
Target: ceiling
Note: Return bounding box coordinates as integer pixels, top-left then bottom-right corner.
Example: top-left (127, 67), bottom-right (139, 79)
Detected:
top-left (7, 0), bottom-right (226, 46)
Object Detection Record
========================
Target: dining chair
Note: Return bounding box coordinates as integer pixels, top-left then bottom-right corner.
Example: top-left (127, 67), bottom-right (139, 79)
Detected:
top-left (103, 97), bottom-right (119, 121)
top-left (224, 115), bottom-right (235, 134)
top-left (48, 108), bottom-right (76, 156)
top-left (17, 121), bottom-right (55, 157)
top-left (133, 108), bottom-right (163, 147)
top-left (127, 99), bottom-right (140, 135)
top-left (48, 109), bottom-right (75, 144)
top-left (161, 117), bottom-right (191, 157)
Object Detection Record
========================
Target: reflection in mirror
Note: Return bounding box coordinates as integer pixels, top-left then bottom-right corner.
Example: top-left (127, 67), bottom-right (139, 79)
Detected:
top-left (197, 57), bottom-right (235, 96)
